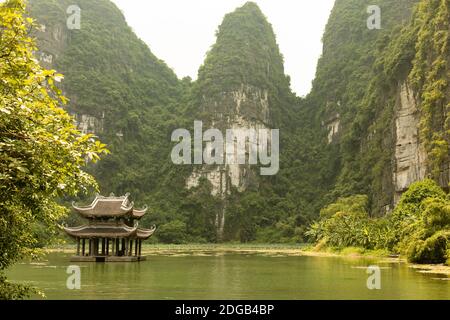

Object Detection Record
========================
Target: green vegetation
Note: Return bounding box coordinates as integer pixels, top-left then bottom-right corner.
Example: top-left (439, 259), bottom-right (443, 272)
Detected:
top-left (24, 0), bottom-right (449, 246)
top-left (0, 0), bottom-right (106, 298)
top-left (308, 180), bottom-right (450, 264)
top-left (306, 195), bottom-right (392, 250)
top-left (26, 1), bottom-right (325, 244)
top-left (27, 0), bottom-right (193, 239)
top-left (2, 0), bottom-right (449, 301)
top-left (305, 0), bottom-right (449, 263)
top-left (186, 2), bottom-right (327, 243)
top-left (306, 0), bottom-right (421, 213)
top-left (409, 0), bottom-right (450, 178)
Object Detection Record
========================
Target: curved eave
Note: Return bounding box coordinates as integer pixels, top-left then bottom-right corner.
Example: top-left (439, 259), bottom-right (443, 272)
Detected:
top-left (64, 225), bottom-right (137, 238)
top-left (71, 194), bottom-right (134, 218)
top-left (136, 226), bottom-right (156, 240)
top-left (72, 203), bottom-right (134, 218)
top-left (132, 206), bottom-right (148, 219)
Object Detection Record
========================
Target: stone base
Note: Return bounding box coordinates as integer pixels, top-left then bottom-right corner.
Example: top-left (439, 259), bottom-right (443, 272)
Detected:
top-left (70, 255), bottom-right (146, 262)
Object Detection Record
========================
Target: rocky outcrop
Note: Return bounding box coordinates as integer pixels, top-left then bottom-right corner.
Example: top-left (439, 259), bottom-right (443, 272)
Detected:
top-left (35, 23), bottom-right (67, 69)
top-left (187, 85), bottom-right (270, 193)
top-left (393, 81), bottom-right (428, 203)
top-left (186, 85), bottom-right (271, 240)
top-left (35, 23), bottom-right (103, 136)
top-left (74, 113), bottom-right (104, 135)
top-left (324, 112), bottom-right (340, 144)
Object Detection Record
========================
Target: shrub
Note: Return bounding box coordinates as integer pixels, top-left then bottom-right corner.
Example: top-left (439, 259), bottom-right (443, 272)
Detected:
top-left (407, 231), bottom-right (449, 264)
top-left (157, 220), bottom-right (188, 244)
top-left (306, 195), bottom-right (378, 249)
top-left (308, 180), bottom-right (450, 263)
top-left (0, 274), bottom-right (36, 300)
top-left (319, 195), bottom-right (368, 219)
top-left (393, 179), bottom-right (445, 219)
top-left (422, 197), bottom-right (450, 233)
top-left (390, 180), bottom-right (450, 259)
top-left (397, 179), bottom-right (445, 206)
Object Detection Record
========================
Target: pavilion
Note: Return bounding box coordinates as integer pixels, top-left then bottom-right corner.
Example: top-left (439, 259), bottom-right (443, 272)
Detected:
top-left (64, 193), bottom-right (156, 262)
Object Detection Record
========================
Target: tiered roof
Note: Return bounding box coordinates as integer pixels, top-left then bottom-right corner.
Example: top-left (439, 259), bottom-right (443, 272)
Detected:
top-left (71, 193), bottom-right (147, 219)
top-left (64, 222), bottom-right (156, 239)
top-left (64, 193), bottom-right (155, 239)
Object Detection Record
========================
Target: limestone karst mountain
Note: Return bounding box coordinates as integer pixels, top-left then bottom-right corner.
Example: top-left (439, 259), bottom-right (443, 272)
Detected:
top-left (28, 0), bottom-right (449, 242)
top-left (28, 0), bottom-right (188, 230)
top-left (184, 2), bottom-right (297, 239)
top-left (307, 0), bottom-right (449, 214)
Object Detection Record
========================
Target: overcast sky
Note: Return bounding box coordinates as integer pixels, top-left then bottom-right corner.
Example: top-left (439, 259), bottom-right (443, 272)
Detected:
top-left (110, 0), bottom-right (335, 97)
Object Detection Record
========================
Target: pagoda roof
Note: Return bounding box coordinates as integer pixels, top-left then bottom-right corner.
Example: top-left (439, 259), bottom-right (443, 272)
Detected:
top-left (72, 193), bottom-right (148, 219)
top-left (63, 222), bottom-right (156, 239)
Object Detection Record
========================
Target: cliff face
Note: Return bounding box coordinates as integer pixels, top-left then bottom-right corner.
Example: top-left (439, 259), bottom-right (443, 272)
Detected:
top-left (307, 0), bottom-right (449, 214)
top-left (387, 0), bottom-right (450, 204)
top-left (28, 0), bottom-right (449, 242)
top-left (393, 81), bottom-right (427, 203)
top-left (186, 84), bottom-right (271, 196)
top-left (185, 3), bottom-right (295, 239)
top-left (28, 0), bottom-right (185, 204)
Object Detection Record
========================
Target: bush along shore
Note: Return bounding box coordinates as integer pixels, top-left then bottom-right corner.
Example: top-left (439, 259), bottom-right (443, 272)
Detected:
top-left (306, 180), bottom-right (450, 266)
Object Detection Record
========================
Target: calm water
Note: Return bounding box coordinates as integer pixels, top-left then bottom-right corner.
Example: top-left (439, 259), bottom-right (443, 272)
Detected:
top-left (7, 252), bottom-right (450, 300)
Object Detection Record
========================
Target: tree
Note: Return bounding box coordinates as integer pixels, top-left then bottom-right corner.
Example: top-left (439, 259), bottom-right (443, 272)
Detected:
top-left (0, 0), bottom-right (107, 299)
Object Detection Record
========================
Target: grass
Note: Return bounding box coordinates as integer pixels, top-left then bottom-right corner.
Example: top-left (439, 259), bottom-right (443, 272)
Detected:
top-left (45, 242), bottom-right (388, 259)
top-left (45, 242), bottom-right (308, 254)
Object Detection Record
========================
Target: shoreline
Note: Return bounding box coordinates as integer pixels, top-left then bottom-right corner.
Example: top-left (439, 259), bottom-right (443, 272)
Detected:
top-left (43, 243), bottom-right (450, 276)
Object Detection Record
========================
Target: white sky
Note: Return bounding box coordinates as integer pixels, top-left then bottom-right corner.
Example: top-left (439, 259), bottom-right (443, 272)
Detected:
top-left (110, 0), bottom-right (335, 97)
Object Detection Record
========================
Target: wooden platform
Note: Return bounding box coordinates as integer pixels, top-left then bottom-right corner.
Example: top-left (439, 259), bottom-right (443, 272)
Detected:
top-left (70, 255), bottom-right (147, 262)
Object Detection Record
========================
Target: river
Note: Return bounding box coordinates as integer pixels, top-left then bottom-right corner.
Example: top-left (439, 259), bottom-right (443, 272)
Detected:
top-left (6, 251), bottom-right (450, 299)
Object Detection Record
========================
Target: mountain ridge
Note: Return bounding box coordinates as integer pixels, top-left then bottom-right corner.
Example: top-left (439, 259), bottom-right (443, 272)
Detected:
top-left (27, 0), bottom-right (450, 243)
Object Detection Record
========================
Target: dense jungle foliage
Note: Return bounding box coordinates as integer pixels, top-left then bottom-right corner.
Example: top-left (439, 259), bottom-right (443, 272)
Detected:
top-left (305, 0), bottom-right (449, 263)
top-left (19, 0), bottom-right (450, 262)
top-left (0, 0), bottom-right (106, 298)
top-left (307, 180), bottom-right (450, 264)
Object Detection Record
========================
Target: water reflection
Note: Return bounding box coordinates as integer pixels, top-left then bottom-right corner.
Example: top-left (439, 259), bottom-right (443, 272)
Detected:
top-left (6, 252), bottom-right (450, 300)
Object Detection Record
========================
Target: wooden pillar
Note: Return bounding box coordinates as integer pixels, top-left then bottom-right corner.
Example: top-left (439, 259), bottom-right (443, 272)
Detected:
top-left (101, 238), bottom-right (105, 255)
top-left (112, 238), bottom-right (115, 256)
top-left (106, 239), bottom-right (109, 256)
top-left (121, 238), bottom-right (125, 256)
top-left (138, 240), bottom-right (142, 256)
top-left (76, 238), bottom-right (80, 256)
top-left (129, 239), bottom-right (132, 256)
top-left (134, 240), bottom-right (138, 256)
top-left (129, 240), bottom-right (133, 256)
top-left (82, 239), bottom-right (86, 256)
top-left (88, 239), bottom-right (92, 256)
